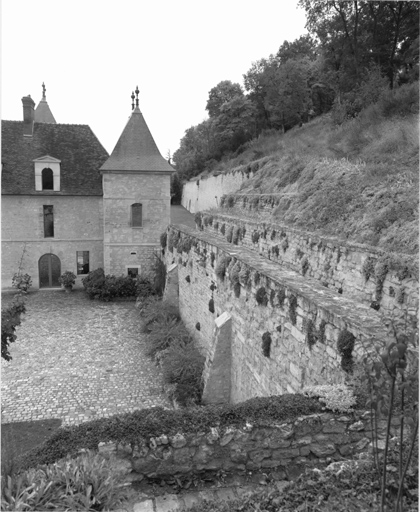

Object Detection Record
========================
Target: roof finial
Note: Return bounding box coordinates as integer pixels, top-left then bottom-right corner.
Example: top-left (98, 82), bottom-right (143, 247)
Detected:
top-left (131, 91), bottom-right (135, 111)
top-left (42, 82), bottom-right (46, 100)
top-left (135, 85), bottom-right (139, 108)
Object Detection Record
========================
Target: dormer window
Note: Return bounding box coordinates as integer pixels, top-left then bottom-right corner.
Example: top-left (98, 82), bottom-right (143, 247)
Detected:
top-left (42, 168), bottom-right (54, 190)
top-left (34, 155), bottom-right (61, 191)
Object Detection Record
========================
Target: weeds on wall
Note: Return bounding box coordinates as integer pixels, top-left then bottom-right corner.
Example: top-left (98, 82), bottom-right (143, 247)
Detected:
top-left (262, 332), bottom-right (272, 357)
top-left (220, 224), bottom-right (226, 235)
top-left (160, 232), bottom-right (167, 249)
top-left (277, 287), bottom-right (286, 307)
top-left (281, 238), bottom-right (289, 252)
top-left (215, 254), bottom-right (231, 280)
top-left (301, 256), bottom-right (309, 276)
top-left (214, 221), bottom-right (219, 230)
top-left (272, 245), bottom-right (280, 257)
top-left (210, 252), bottom-right (216, 267)
top-left (226, 226), bottom-right (234, 243)
top-left (168, 230), bottom-right (181, 252)
top-left (208, 298), bottom-right (215, 313)
top-left (194, 212), bottom-right (203, 230)
top-left (288, 294), bottom-right (298, 325)
top-left (337, 329), bottom-right (356, 373)
top-left (239, 266), bottom-right (251, 287)
top-left (178, 236), bottom-right (193, 254)
top-left (305, 319), bottom-right (317, 350)
top-left (255, 287), bottom-right (268, 306)
top-left (232, 226), bottom-right (241, 245)
top-left (251, 231), bottom-right (260, 244)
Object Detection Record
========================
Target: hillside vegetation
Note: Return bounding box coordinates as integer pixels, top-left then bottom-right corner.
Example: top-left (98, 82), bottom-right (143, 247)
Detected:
top-left (213, 82), bottom-right (419, 255)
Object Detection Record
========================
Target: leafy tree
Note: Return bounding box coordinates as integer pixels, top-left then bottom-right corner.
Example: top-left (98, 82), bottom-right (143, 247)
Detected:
top-left (206, 80), bottom-right (244, 118)
top-left (276, 34), bottom-right (318, 64)
top-left (2, 293), bottom-right (26, 361)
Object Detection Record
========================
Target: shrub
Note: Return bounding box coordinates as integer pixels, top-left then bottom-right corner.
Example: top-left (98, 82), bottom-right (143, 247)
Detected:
top-left (262, 332), bottom-right (272, 357)
top-left (82, 269), bottom-right (145, 301)
top-left (337, 329), bottom-right (355, 373)
top-left (11, 273), bottom-right (32, 293)
top-left (146, 315), bottom-right (191, 359)
top-left (178, 236), bottom-right (193, 253)
top-left (1, 293), bottom-right (26, 361)
top-left (251, 231), bottom-right (260, 244)
top-left (160, 339), bottom-right (205, 406)
top-left (138, 296), bottom-right (180, 332)
top-left (1, 451), bottom-right (128, 512)
top-left (151, 254), bottom-right (166, 296)
top-left (168, 230), bottom-right (181, 252)
top-left (58, 270), bottom-right (76, 288)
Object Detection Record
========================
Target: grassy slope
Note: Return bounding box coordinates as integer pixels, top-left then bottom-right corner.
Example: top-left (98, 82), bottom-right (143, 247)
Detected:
top-left (208, 103), bottom-right (418, 255)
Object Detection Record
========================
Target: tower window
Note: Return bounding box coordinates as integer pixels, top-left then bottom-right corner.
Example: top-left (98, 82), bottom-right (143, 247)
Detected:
top-left (43, 205), bottom-right (54, 237)
top-left (42, 168), bottom-right (54, 190)
top-left (131, 203), bottom-right (143, 227)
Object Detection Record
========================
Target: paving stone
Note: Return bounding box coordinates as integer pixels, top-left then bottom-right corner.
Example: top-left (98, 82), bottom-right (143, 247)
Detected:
top-left (1, 291), bottom-right (170, 425)
top-left (133, 500), bottom-right (154, 512)
top-left (214, 487), bottom-right (238, 501)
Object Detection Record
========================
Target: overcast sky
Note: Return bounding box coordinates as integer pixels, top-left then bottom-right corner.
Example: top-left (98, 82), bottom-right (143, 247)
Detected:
top-left (1, 0), bottom-right (308, 157)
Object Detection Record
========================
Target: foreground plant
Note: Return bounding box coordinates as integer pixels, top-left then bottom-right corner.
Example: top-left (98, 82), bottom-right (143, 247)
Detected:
top-left (362, 317), bottom-right (419, 512)
top-left (1, 450), bottom-right (129, 511)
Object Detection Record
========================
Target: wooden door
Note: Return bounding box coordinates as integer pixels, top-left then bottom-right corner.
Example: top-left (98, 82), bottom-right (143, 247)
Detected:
top-left (39, 254), bottom-right (61, 288)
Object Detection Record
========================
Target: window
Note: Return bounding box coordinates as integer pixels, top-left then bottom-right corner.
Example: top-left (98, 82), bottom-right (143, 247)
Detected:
top-left (42, 168), bottom-right (54, 190)
top-left (131, 203), bottom-right (143, 227)
top-left (76, 251), bottom-right (90, 275)
top-left (43, 205), bottom-right (54, 237)
top-left (127, 267), bottom-right (139, 278)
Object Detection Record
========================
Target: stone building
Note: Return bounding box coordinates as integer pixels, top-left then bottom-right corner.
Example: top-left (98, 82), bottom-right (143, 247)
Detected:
top-left (1, 85), bottom-right (173, 289)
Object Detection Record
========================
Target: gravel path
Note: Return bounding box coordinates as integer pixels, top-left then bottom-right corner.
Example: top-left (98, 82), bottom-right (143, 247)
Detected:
top-left (1, 290), bottom-right (170, 425)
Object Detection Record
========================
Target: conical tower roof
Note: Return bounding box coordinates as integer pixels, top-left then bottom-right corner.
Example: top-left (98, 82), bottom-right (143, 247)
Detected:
top-left (34, 83), bottom-right (56, 123)
top-left (100, 96), bottom-right (174, 173)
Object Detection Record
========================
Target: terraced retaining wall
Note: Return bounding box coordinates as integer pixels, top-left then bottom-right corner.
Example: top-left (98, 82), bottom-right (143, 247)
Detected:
top-left (197, 211), bottom-right (418, 326)
top-left (164, 225), bottom-right (390, 403)
top-left (99, 411), bottom-right (399, 481)
top-left (181, 170), bottom-right (256, 213)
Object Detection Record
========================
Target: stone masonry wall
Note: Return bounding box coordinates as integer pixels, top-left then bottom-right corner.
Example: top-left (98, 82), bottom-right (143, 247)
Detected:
top-left (198, 211), bottom-right (418, 326)
top-left (1, 195), bottom-right (103, 289)
top-left (181, 171), bottom-right (255, 214)
top-left (164, 225), bottom-right (390, 403)
top-left (100, 411), bottom-right (400, 482)
top-left (102, 172), bottom-right (171, 276)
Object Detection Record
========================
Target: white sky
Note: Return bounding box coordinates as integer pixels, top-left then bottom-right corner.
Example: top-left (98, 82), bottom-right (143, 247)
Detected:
top-left (1, 0), bottom-right (308, 157)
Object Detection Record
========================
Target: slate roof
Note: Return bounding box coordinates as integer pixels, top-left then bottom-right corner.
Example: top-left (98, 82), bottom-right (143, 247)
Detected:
top-left (34, 99), bottom-right (56, 123)
top-left (1, 121), bottom-right (109, 195)
top-left (100, 107), bottom-right (174, 173)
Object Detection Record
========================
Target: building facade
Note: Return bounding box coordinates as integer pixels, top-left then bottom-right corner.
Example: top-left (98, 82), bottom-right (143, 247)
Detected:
top-left (1, 86), bottom-right (173, 289)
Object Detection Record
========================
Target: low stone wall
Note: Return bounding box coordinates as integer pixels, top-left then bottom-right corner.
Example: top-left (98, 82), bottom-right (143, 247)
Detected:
top-left (198, 211), bottom-right (418, 325)
top-left (164, 225), bottom-right (390, 403)
top-left (99, 411), bottom-right (399, 482)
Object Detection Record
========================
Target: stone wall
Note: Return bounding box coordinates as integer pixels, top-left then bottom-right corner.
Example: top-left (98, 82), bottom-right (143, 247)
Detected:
top-left (1, 195), bottom-right (103, 289)
top-left (164, 225), bottom-right (389, 403)
top-left (100, 411), bottom-right (399, 481)
top-left (198, 211), bottom-right (419, 326)
top-left (181, 171), bottom-right (255, 214)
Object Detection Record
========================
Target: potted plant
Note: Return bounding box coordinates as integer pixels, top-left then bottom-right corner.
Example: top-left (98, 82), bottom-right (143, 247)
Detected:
top-left (59, 271), bottom-right (77, 292)
top-left (12, 272), bottom-right (32, 293)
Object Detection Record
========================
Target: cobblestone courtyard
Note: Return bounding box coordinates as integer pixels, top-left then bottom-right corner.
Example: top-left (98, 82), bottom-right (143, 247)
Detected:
top-left (1, 290), bottom-right (170, 425)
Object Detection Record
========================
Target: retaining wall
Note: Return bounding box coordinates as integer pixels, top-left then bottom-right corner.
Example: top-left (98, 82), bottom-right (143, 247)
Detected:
top-left (197, 211), bottom-right (418, 326)
top-left (100, 411), bottom-right (399, 482)
top-left (164, 225), bottom-right (390, 404)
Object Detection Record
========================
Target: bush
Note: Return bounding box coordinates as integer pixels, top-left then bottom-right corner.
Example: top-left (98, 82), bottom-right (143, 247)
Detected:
top-left (1, 451), bottom-right (128, 512)
top-left (146, 316), bottom-right (191, 359)
top-left (11, 273), bottom-right (32, 293)
top-left (139, 296), bottom-right (180, 332)
top-left (1, 293), bottom-right (26, 361)
top-left (151, 254), bottom-right (166, 296)
top-left (82, 268), bottom-right (156, 301)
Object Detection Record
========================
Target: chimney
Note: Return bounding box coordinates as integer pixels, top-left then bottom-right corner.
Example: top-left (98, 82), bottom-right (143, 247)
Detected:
top-left (22, 95), bottom-right (35, 136)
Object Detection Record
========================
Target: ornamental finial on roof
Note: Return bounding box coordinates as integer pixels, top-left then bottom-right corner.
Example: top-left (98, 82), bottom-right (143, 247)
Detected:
top-left (42, 82), bottom-right (46, 100)
top-left (135, 85), bottom-right (139, 108)
top-left (131, 91), bottom-right (135, 111)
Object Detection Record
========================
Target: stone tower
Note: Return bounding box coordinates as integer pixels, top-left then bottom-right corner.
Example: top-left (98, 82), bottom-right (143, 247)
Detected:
top-left (99, 87), bottom-right (174, 277)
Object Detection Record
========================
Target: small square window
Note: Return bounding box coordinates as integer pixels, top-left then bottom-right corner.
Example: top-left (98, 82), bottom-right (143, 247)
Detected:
top-left (77, 251), bottom-right (90, 274)
top-left (127, 267), bottom-right (139, 278)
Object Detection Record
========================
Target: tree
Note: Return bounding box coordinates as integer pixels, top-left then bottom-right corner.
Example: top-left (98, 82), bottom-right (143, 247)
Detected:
top-left (276, 34), bottom-right (318, 64)
top-left (206, 81), bottom-right (244, 118)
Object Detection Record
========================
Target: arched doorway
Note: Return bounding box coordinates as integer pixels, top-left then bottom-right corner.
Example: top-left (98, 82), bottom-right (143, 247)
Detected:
top-left (39, 254), bottom-right (61, 288)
